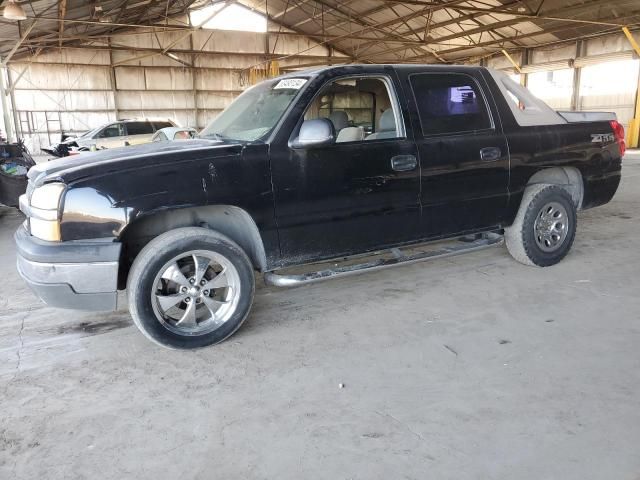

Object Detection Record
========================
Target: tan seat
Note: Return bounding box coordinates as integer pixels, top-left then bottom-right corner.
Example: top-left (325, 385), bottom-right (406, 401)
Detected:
top-left (366, 109), bottom-right (397, 140)
top-left (328, 111), bottom-right (349, 133)
top-left (336, 126), bottom-right (365, 143)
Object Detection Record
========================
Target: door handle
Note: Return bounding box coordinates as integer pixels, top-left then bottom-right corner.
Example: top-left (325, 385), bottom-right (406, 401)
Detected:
top-left (391, 155), bottom-right (417, 172)
top-left (480, 147), bottom-right (501, 162)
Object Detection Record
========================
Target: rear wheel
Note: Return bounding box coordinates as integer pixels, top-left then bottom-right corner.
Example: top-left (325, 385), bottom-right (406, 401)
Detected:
top-left (505, 184), bottom-right (577, 267)
top-left (127, 227), bottom-right (255, 349)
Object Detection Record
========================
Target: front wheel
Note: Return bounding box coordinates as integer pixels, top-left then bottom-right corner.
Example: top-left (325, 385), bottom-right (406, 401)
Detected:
top-left (505, 184), bottom-right (577, 267)
top-left (127, 227), bottom-right (255, 349)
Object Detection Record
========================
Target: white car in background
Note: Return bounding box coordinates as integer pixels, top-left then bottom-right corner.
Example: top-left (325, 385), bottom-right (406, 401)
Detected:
top-left (42, 118), bottom-right (178, 156)
top-left (77, 118), bottom-right (178, 149)
top-left (151, 127), bottom-right (197, 142)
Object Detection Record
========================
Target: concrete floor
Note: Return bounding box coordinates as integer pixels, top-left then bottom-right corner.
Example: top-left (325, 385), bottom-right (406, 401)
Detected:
top-left (1, 154), bottom-right (639, 480)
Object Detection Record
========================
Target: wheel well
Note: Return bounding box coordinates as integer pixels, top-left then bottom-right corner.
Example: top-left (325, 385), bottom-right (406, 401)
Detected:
top-left (526, 167), bottom-right (583, 209)
top-left (118, 205), bottom-right (267, 288)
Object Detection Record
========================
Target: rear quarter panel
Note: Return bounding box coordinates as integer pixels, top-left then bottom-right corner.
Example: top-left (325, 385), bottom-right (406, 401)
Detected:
top-left (506, 122), bottom-right (621, 215)
top-left (480, 69), bottom-right (622, 222)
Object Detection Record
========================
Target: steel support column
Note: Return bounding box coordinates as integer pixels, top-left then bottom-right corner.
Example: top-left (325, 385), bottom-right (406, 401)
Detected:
top-left (520, 49), bottom-right (529, 87)
top-left (623, 27), bottom-right (640, 147)
top-left (630, 63), bottom-right (640, 148)
top-left (7, 67), bottom-right (20, 139)
top-left (0, 66), bottom-right (14, 142)
top-left (570, 41), bottom-right (584, 112)
top-left (108, 39), bottom-right (120, 121)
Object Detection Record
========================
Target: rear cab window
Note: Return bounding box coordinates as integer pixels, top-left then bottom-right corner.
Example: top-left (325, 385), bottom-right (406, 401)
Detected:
top-left (409, 73), bottom-right (493, 136)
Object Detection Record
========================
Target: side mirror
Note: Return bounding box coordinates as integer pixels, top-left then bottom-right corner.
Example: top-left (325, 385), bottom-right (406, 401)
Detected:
top-left (290, 118), bottom-right (335, 149)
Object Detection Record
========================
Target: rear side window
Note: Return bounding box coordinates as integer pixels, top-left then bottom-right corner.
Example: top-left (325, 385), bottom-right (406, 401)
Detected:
top-left (152, 121), bottom-right (173, 131)
top-left (126, 121), bottom-right (154, 135)
top-left (410, 73), bottom-right (491, 136)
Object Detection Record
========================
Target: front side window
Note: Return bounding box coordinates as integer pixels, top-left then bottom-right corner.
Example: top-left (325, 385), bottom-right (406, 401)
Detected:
top-left (97, 124), bottom-right (123, 138)
top-left (302, 76), bottom-right (402, 143)
top-left (410, 73), bottom-right (491, 136)
top-left (199, 77), bottom-right (307, 142)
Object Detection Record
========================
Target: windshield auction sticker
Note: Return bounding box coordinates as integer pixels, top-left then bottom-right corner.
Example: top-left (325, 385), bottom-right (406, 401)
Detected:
top-left (274, 78), bottom-right (307, 90)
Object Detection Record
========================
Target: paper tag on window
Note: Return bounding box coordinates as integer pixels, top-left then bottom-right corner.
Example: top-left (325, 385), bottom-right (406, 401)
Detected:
top-left (274, 78), bottom-right (307, 90)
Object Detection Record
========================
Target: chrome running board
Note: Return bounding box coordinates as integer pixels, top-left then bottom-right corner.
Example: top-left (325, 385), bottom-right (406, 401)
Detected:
top-left (264, 232), bottom-right (503, 287)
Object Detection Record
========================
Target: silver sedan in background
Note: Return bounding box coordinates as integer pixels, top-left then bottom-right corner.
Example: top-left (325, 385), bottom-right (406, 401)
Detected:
top-left (151, 127), bottom-right (197, 142)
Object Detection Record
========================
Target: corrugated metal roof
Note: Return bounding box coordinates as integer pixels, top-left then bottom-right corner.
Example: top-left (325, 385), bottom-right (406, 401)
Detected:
top-left (1, 0), bottom-right (640, 64)
top-left (0, 0), bottom-right (201, 59)
top-left (245, 0), bottom-right (640, 63)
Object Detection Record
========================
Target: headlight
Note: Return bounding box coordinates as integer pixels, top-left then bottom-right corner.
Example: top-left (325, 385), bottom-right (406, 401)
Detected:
top-left (28, 182), bottom-right (65, 241)
top-left (30, 183), bottom-right (65, 210)
top-left (29, 218), bottom-right (61, 241)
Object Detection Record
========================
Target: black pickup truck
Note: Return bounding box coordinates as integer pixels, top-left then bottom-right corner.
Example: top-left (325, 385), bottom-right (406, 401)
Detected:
top-left (15, 65), bottom-right (623, 349)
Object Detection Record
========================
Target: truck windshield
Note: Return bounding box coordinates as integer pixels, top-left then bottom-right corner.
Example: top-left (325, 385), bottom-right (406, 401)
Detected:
top-left (199, 77), bottom-right (308, 142)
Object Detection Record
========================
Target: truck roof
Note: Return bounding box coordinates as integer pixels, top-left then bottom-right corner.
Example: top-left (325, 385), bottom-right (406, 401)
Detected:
top-left (278, 64), bottom-right (488, 79)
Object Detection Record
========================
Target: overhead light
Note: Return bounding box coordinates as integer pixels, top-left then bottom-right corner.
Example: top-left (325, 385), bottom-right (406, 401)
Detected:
top-left (3, 1), bottom-right (27, 21)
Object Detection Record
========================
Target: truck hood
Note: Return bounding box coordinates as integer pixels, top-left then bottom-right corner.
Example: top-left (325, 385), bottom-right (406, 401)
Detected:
top-left (30, 139), bottom-right (241, 185)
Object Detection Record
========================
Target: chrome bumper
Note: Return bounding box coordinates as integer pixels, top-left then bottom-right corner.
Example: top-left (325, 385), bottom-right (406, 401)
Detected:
top-left (15, 227), bottom-right (121, 311)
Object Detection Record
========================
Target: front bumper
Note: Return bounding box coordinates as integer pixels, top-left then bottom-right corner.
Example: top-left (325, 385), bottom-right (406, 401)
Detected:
top-left (15, 226), bottom-right (122, 311)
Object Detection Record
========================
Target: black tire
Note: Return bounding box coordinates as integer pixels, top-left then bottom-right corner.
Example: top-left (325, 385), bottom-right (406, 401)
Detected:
top-left (505, 184), bottom-right (577, 267)
top-left (127, 227), bottom-right (255, 349)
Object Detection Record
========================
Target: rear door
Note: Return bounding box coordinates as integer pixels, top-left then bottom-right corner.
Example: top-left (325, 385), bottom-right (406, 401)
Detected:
top-left (405, 70), bottom-right (509, 238)
top-left (125, 121), bottom-right (155, 145)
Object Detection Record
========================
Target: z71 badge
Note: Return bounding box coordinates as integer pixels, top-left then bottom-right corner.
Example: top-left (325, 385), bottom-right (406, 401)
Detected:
top-left (591, 133), bottom-right (615, 144)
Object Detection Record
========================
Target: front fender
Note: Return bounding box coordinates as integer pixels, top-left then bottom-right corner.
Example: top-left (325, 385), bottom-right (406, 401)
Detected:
top-left (59, 148), bottom-right (245, 241)
top-left (61, 186), bottom-right (129, 240)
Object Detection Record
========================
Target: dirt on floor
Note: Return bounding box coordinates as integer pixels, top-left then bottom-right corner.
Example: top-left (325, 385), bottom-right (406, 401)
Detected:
top-left (1, 154), bottom-right (639, 480)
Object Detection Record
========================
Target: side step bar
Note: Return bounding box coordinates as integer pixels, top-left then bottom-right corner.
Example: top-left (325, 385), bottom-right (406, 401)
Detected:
top-left (264, 232), bottom-right (504, 287)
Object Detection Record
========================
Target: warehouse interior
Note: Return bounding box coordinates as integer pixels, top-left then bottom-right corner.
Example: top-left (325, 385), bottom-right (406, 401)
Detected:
top-left (1, 0), bottom-right (640, 150)
top-left (1, 1), bottom-right (640, 478)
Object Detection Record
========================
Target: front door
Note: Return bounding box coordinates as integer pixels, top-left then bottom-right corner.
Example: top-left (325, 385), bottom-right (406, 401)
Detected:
top-left (270, 73), bottom-right (421, 265)
top-left (405, 70), bottom-right (510, 238)
top-left (95, 123), bottom-right (126, 149)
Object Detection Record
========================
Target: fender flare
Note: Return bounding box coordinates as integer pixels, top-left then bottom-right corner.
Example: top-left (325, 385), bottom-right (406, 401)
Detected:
top-left (119, 205), bottom-right (268, 271)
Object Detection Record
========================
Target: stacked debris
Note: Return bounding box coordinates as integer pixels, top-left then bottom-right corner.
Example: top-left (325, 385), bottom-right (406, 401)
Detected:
top-left (0, 140), bottom-right (35, 207)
